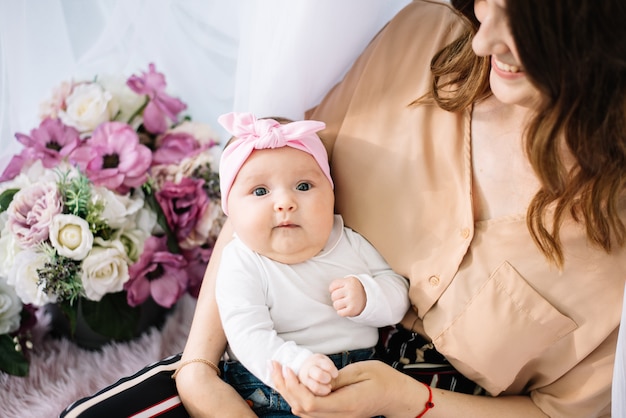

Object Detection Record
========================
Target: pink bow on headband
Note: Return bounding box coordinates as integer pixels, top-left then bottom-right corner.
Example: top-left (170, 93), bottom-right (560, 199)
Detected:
top-left (217, 112), bottom-right (332, 216)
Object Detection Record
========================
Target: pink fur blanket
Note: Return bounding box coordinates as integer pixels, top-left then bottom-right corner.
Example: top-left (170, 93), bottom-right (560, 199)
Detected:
top-left (0, 294), bottom-right (196, 418)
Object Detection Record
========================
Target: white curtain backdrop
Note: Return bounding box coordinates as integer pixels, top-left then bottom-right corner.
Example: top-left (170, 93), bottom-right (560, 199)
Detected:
top-left (3, 1), bottom-right (626, 413)
top-left (0, 0), bottom-right (410, 171)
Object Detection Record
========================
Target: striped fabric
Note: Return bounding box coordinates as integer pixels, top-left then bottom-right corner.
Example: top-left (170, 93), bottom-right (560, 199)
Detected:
top-left (60, 353), bottom-right (189, 418)
top-left (60, 326), bottom-right (482, 417)
top-left (377, 325), bottom-right (485, 396)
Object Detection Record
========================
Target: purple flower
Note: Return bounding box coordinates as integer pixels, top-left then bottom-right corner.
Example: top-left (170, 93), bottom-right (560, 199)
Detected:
top-left (182, 246), bottom-right (212, 298)
top-left (0, 118), bottom-right (80, 182)
top-left (156, 177), bottom-right (208, 243)
top-left (125, 236), bottom-right (189, 308)
top-left (6, 182), bottom-right (63, 249)
top-left (152, 131), bottom-right (207, 165)
top-left (126, 63), bottom-right (187, 134)
top-left (70, 121), bottom-right (152, 194)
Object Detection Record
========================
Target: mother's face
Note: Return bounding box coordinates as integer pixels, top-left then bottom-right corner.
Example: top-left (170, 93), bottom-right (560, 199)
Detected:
top-left (471, 0), bottom-right (542, 108)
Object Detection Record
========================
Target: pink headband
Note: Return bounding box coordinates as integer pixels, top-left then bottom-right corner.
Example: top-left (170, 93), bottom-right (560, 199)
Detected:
top-left (218, 112), bottom-right (332, 216)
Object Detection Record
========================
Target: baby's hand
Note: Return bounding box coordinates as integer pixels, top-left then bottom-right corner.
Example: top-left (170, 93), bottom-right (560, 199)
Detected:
top-left (298, 353), bottom-right (339, 396)
top-left (329, 276), bottom-right (366, 317)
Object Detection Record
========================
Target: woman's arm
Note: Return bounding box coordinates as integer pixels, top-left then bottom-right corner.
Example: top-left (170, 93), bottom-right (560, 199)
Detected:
top-left (174, 219), bottom-right (256, 418)
top-left (272, 360), bottom-right (549, 418)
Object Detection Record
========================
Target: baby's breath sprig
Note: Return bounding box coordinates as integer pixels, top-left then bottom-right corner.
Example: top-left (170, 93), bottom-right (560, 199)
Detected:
top-left (13, 334), bottom-right (33, 354)
top-left (36, 246), bottom-right (83, 305)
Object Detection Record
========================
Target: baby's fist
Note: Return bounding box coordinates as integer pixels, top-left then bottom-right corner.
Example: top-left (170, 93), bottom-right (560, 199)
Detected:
top-left (329, 276), bottom-right (366, 317)
top-left (298, 354), bottom-right (338, 396)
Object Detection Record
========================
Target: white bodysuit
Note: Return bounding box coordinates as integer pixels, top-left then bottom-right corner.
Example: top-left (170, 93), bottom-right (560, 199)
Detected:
top-left (216, 214), bottom-right (410, 387)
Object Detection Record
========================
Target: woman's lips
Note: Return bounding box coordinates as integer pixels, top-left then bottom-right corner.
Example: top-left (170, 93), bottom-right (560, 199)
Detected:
top-left (491, 56), bottom-right (524, 80)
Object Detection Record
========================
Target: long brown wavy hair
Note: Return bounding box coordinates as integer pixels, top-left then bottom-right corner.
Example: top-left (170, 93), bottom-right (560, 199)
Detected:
top-left (432, 0), bottom-right (626, 266)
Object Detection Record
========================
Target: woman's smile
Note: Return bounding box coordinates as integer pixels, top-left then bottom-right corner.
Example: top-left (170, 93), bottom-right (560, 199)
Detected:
top-left (492, 56), bottom-right (521, 74)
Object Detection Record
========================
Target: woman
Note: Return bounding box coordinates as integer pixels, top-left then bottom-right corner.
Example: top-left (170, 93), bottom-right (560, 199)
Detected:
top-left (175, 0), bottom-right (626, 416)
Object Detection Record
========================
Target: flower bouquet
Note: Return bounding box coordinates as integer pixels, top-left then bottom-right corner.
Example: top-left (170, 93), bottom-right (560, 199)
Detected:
top-left (0, 63), bottom-right (225, 375)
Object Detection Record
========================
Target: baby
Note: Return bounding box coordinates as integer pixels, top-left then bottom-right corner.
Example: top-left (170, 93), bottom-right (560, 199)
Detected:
top-left (215, 112), bottom-right (409, 416)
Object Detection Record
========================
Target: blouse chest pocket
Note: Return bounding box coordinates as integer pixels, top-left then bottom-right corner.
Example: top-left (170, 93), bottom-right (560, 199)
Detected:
top-left (428, 261), bottom-right (578, 395)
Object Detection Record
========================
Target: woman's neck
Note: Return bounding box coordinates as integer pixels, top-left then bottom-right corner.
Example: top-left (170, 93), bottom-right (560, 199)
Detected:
top-left (470, 96), bottom-right (540, 221)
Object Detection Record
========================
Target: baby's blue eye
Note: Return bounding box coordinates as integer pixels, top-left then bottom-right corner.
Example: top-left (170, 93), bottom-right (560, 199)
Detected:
top-left (253, 187), bottom-right (268, 196)
top-left (296, 182), bottom-right (312, 191)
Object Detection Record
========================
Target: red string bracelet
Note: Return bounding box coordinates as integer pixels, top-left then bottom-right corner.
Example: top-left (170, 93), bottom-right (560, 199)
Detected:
top-left (415, 382), bottom-right (435, 418)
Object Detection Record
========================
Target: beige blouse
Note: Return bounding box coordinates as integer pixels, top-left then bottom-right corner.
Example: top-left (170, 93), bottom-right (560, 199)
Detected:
top-left (307, 1), bottom-right (626, 417)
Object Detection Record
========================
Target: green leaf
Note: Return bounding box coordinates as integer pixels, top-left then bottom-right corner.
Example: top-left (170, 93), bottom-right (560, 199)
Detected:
top-left (80, 292), bottom-right (141, 341)
top-left (60, 300), bottom-right (78, 335)
top-left (0, 334), bottom-right (29, 376)
top-left (0, 188), bottom-right (19, 213)
top-left (126, 96), bottom-right (149, 126)
top-left (142, 183), bottom-right (180, 253)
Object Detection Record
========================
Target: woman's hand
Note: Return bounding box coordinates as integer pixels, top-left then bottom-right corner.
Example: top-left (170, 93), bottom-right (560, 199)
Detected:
top-left (274, 359), bottom-right (551, 418)
top-left (272, 359), bottom-right (428, 418)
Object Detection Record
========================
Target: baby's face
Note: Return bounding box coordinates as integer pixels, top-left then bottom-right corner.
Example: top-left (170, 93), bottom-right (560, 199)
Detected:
top-left (227, 146), bottom-right (335, 264)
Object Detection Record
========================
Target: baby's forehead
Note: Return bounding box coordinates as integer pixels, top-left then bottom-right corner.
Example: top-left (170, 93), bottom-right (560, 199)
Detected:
top-left (245, 145), bottom-right (320, 163)
top-left (236, 148), bottom-right (325, 179)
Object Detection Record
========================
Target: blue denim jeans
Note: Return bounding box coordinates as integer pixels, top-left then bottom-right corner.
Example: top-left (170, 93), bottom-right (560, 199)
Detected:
top-left (222, 347), bottom-right (375, 417)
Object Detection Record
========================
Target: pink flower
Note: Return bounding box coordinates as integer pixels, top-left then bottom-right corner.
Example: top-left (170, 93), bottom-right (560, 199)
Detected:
top-left (152, 131), bottom-right (207, 165)
top-left (156, 177), bottom-right (208, 243)
top-left (126, 63), bottom-right (187, 134)
top-left (6, 182), bottom-right (63, 249)
top-left (178, 202), bottom-right (223, 250)
top-left (0, 118), bottom-right (80, 182)
top-left (70, 121), bottom-right (152, 194)
top-left (38, 80), bottom-right (74, 120)
top-left (125, 236), bottom-right (188, 308)
top-left (182, 246), bottom-right (212, 298)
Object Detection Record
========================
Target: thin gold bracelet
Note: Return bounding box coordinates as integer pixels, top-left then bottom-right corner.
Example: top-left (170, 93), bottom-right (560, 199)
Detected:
top-left (171, 358), bottom-right (221, 379)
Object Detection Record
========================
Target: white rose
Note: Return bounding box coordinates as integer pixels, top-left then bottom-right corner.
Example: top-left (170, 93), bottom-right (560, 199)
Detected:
top-left (0, 276), bottom-right (22, 334)
top-left (59, 82), bottom-right (115, 132)
top-left (98, 75), bottom-right (145, 126)
top-left (0, 158), bottom-right (68, 197)
top-left (114, 227), bottom-right (149, 263)
top-left (81, 239), bottom-right (130, 301)
top-left (134, 205), bottom-right (158, 235)
top-left (20, 162), bottom-right (74, 188)
top-left (0, 168), bottom-right (31, 196)
top-left (92, 186), bottom-right (145, 230)
top-left (0, 211), bottom-right (7, 233)
top-left (0, 222), bottom-right (21, 277)
top-left (7, 250), bottom-right (56, 306)
top-left (49, 214), bottom-right (94, 260)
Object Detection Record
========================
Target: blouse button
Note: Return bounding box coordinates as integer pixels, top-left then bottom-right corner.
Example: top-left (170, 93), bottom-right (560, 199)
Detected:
top-left (428, 275), bottom-right (440, 286)
top-left (461, 227), bottom-right (470, 239)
